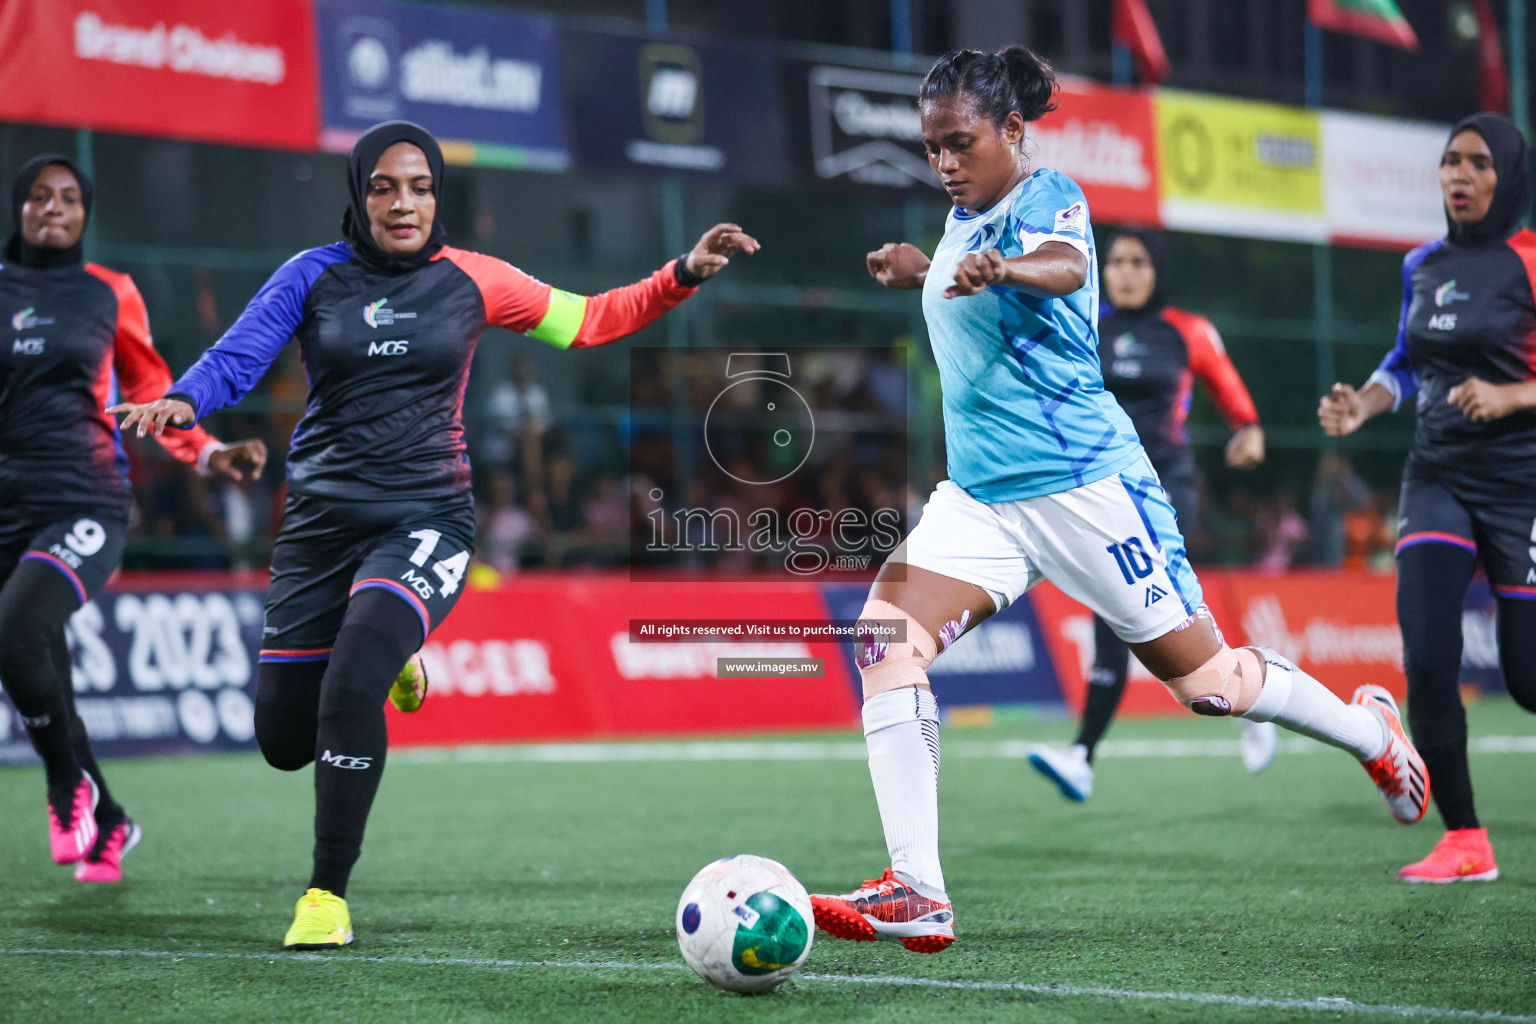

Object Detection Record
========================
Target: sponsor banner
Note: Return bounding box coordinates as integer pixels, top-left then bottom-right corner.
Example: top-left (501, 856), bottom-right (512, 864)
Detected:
top-left (1322, 111), bottom-right (1447, 248)
top-left (1028, 570), bottom-right (1522, 712)
top-left (822, 584), bottom-right (1062, 709)
top-left (562, 30), bottom-right (790, 185)
top-left (1027, 581), bottom-right (1238, 716)
top-left (315, 0), bottom-right (569, 170)
top-left (0, 0), bottom-right (317, 150)
top-left (803, 64), bottom-right (932, 189)
top-left (0, 582), bottom-right (266, 764)
top-left (388, 577), bottom-right (859, 746)
top-left (389, 577), bottom-right (607, 744)
top-left (1032, 82), bottom-right (1159, 226)
top-left (791, 65), bottom-right (1159, 226)
top-left (1154, 90), bottom-right (1326, 243)
top-left (1213, 570), bottom-right (1404, 701)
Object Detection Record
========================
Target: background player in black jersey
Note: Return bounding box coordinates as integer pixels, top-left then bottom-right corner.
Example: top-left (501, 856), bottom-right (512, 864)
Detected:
top-left (1027, 228), bottom-right (1271, 801)
top-left (113, 121), bottom-right (758, 948)
top-left (0, 154), bottom-right (264, 882)
top-left (1320, 113), bottom-right (1535, 883)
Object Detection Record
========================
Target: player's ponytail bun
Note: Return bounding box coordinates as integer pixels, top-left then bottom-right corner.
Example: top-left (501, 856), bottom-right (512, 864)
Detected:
top-left (997, 45), bottom-right (1057, 123)
top-left (920, 45), bottom-right (1059, 132)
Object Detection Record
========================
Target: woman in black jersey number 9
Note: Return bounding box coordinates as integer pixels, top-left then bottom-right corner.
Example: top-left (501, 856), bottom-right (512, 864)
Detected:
top-left (1318, 114), bottom-right (1536, 884)
top-left (112, 121), bottom-right (758, 948)
top-left (0, 154), bottom-right (264, 885)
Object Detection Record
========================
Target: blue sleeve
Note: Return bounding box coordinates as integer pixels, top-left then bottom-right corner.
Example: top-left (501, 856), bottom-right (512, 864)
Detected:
top-left (1002, 171), bottom-right (1091, 258)
top-left (1367, 241), bottom-right (1438, 411)
top-left (168, 243), bottom-right (350, 418)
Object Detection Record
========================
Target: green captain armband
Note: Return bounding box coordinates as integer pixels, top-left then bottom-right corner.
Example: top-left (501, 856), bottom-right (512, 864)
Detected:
top-left (528, 288), bottom-right (588, 349)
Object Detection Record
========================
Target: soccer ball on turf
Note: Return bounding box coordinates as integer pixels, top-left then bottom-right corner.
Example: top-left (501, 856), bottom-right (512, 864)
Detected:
top-left (675, 854), bottom-right (814, 993)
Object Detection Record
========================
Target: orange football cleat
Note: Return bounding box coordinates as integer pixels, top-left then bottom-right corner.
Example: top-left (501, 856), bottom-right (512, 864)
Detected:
top-left (1398, 828), bottom-right (1499, 884)
top-left (809, 869), bottom-right (954, 953)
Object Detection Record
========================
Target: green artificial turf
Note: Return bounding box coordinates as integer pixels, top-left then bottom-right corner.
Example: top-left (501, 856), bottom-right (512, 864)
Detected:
top-left (2, 700), bottom-right (1534, 1023)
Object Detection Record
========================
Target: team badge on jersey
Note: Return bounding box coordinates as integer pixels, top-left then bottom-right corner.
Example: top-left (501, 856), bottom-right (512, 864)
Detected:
top-left (1434, 280), bottom-right (1469, 307)
top-left (1054, 202), bottom-right (1086, 236)
top-left (11, 306), bottom-right (54, 331)
top-left (363, 298), bottom-right (417, 329)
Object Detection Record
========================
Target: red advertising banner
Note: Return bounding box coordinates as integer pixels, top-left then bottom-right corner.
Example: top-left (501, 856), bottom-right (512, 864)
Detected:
top-left (1213, 570), bottom-right (1404, 702)
top-left (1033, 81), bottom-right (1160, 227)
top-left (0, 0), bottom-right (318, 150)
top-left (1028, 581), bottom-right (1209, 717)
top-left (1030, 569), bottom-right (1403, 715)
top-left (386, 577), bottom-right (861, 746)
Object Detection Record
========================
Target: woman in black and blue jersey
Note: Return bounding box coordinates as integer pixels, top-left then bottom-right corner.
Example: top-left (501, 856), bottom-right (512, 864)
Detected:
top-left (114, 121), bottom-right (758, 947)
top-left (1320, 113), bottom-right (1536, 884)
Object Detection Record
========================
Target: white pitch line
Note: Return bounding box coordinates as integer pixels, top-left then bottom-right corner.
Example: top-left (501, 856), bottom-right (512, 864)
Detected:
top-left (392, 734), bottom-right (1536, 765)
top-left (3, 947), bottom-right (1532, 1022)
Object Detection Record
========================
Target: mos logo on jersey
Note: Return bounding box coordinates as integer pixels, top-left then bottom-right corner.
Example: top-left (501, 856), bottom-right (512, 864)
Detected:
top-left (11, 307), bottom-right (55, 331)
top-left (364, 298), bottom-right (417, 329)
top-left (1434, 280), bottom-right (1470, 308)
top-left (368, 339), bottom-right (410, 357)
top-left (320, 750), bottom-right (373, 770)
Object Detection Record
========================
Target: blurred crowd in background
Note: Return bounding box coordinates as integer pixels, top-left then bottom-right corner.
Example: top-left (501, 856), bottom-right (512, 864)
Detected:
top-left (119, 332), bottom-right (1402, 578)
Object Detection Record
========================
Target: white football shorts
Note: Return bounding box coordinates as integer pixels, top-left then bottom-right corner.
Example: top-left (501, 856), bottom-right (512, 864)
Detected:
top-left (898, 460), bottom-right (1203, 644)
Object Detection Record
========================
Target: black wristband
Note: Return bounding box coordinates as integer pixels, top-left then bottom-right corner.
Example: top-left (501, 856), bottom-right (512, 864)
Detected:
top-left (673, 254), bottom-right (707, 288)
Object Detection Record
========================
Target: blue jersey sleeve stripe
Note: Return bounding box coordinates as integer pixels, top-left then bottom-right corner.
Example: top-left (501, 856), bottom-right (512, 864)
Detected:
top-left (169, 242), bottom-right (351, 418)
top-left (1373, 239), bottom-right (1441, 410)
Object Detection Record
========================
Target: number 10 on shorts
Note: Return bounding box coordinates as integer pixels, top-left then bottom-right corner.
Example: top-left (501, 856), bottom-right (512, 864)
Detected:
top-left (1106, 537), bottom-right (1154, 585)
top-left (406, 528), bottom-right (469, 596)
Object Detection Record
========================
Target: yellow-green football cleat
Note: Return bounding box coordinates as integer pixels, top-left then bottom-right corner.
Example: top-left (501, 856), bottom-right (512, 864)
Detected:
top-left (388, 652), bottom-right (429, 713)
top-left (282, 888), bottom-right (353, 949)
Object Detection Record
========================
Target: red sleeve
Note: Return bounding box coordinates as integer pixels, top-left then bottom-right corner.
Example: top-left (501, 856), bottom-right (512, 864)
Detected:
top-left (567, 260), bottom-right (696, 348)
top-left (435, 247), bottom-right (554, 332)
top-left (85, 264), bottom-right (220, 467)
top-left (1162, 308), bottom-right (1259, 430)
top-left (1508, 229), bottom-right (1536, 377)
top-left (436, 247), bottom-right (697, 349)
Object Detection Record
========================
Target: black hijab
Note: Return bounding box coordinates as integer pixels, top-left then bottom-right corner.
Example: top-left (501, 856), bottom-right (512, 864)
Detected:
top-left (1444, 113), bottom-right (1531, 247)
top-left (3, 154), bottom-right (93, 269)
top-left (1106, 227), bottom-right (1168, 314)
top-left (341, 121), bottom-right (447, 275)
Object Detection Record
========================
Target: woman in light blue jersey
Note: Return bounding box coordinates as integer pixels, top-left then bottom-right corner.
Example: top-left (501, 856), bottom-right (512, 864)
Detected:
top-left (808, 45), bottom-right (1431, 956)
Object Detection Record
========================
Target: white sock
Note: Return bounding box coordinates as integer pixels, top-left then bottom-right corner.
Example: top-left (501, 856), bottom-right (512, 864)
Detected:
top-left (1241, 650), bottom-right (1387, 761)
top-left (863, 687), bottom-right (946, 899)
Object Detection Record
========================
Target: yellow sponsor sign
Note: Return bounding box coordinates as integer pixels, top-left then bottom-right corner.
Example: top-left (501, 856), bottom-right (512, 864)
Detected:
top-left (1154, 90), bottom-right (1324, 240)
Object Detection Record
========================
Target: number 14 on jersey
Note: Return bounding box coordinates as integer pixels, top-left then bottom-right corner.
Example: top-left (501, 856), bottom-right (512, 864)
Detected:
top-left (405, 528), bottom-right (469, 597)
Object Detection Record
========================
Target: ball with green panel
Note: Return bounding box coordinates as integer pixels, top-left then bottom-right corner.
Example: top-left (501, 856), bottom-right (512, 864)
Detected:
top-left (675, 854), bottom-right (814, 993)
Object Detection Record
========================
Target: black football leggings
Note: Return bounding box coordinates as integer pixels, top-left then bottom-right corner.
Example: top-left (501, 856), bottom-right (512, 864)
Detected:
top-left (0, 559), bottom-right (123, 824)
top-left (1075, 614), bottom-right (1132, 758)
top-left (1397, 543), bottom-right (1536, 831)
top-left (254, 588), bottom-right (423, 898)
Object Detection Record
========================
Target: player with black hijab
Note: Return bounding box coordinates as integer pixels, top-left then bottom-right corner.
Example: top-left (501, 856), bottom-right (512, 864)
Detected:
top-left (113, 121), bottom-right (759, 946)
top-left (1320, 113), bottom-right (1536, 883)
top-left (0, 154), bottom-right (263, 883)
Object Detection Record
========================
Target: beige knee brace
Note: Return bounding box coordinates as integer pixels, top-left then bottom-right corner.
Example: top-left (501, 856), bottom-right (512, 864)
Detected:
top-left (1164, 645), bottom-right (1266, 716)
top-left (855, 599), bottom-right (938, 698)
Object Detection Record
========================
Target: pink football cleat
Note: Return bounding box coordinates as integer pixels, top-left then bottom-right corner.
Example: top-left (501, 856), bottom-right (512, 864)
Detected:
top-left (48, 773), bottom-right (99, 865)
top-left (74, 818), bottom-right (142, 884)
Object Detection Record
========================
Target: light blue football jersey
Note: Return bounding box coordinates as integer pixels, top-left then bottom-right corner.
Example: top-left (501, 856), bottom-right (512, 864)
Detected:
top-left (921, 169), bottom-right (1143, 502)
